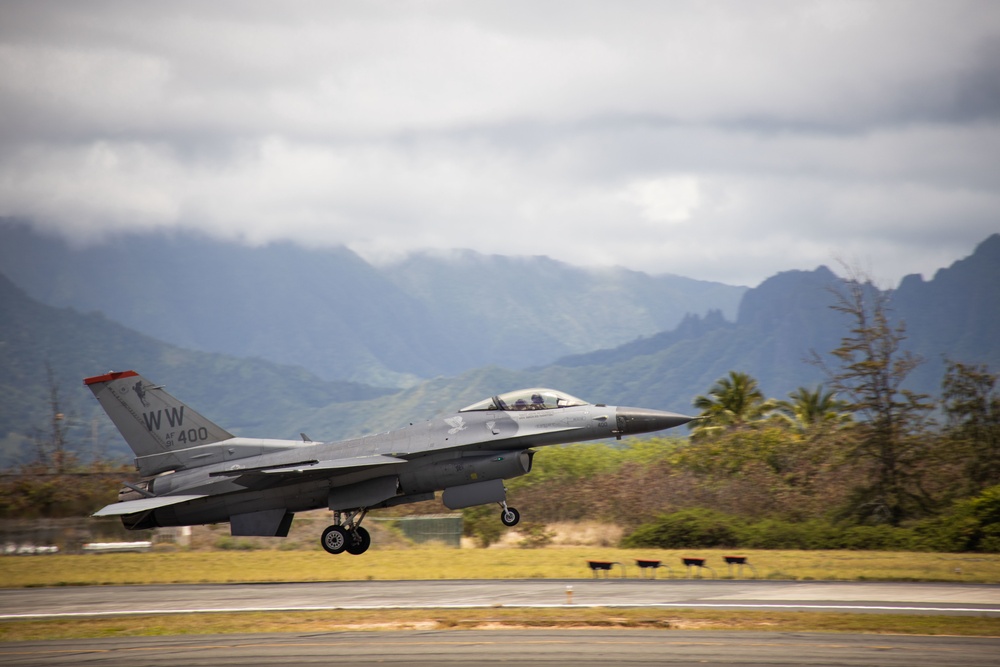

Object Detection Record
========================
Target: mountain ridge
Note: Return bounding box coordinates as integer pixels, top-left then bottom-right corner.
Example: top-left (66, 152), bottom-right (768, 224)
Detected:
top-left (274, 234), bottom-right (1000, 440)
top-left (1, 227), bottom-right (997, 467)
top-left (0, 221), bottom-right (747, 385)
top-left (0, 271), bottom-right (394, 464)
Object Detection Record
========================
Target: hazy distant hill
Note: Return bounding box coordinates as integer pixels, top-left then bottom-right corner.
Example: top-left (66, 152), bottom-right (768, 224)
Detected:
top-left (291, 234), bottom-right (1000, 437)
top-left (0, 222), bottom-right (747, 386)
top-left (0, 272), bottom-right (392, 464)
top-left (380, 249), bottom-right (746, 369)
top-left (543, 234), bottom-right (1000, 409)
top-left (288, 267), bottom-right (848, 436)
top-left (1, 224), bottom-right (996, 469)
top-left (0, 225), bottom-right (444, 387)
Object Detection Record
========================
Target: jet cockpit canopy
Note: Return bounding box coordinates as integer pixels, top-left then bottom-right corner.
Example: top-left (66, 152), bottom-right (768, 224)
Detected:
top-left (460, 388), bottom-right (589, 412)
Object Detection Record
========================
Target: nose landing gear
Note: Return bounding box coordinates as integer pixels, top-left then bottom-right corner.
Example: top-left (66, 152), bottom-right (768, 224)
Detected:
top-left (500, 500), bottom-right (520, 527)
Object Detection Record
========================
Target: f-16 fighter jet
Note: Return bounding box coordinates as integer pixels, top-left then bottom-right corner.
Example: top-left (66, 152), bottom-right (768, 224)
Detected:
top-left (86, 371), bottom-right (693, 555)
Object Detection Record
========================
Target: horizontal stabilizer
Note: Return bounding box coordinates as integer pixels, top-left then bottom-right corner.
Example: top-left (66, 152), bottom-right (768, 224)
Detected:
top-left (92, 494), bottom-right (207, 517)
top-left (208, 454), bottom-right (407, 478)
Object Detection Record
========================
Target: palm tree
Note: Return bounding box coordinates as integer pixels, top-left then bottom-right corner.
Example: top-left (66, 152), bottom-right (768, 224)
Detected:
top-left (776, 385), bottom-right (853, 432)
top-left (691, 371), bottom-right (776, 438)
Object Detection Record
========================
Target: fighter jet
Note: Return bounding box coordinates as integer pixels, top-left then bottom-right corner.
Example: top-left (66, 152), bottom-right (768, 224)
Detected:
top-left (86, 370), bottom-right (694, 555)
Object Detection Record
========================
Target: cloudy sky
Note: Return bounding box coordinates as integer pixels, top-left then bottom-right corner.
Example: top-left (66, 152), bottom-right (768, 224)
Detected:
top-left (1, 1), bottom-right (998, 286)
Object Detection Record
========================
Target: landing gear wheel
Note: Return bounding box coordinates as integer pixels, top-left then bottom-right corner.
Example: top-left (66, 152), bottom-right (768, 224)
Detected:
top-left (321, 525), bottom-right (349, 554)
top-left (346, 526), bottom-right (372, 555)
top-left (500, 507), bottom-right (520, 527)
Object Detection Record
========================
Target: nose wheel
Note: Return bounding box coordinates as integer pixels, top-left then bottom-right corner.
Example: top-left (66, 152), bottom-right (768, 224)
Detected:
top-left (500, 501), bottom-right (520, 527)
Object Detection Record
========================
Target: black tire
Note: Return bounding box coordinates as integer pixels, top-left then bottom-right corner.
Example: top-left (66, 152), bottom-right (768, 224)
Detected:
top-left (345, 526), bottom-right (372, 555)
top-left (500, 507), bottom-right (520, 527)
top-left (321, 525), bottom-right (349, 554)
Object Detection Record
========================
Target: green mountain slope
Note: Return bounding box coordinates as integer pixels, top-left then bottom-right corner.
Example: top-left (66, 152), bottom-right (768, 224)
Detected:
top-left (0, 222), bottom-right (746, 385)
top-left (2, 233), bottom-right (997, 469)
top-left (380, 250), bottom-right (746, 368)
top-left (0, 273), bottom-right (392, 465)
top-left (293, 235), bottom-right (1000, 436)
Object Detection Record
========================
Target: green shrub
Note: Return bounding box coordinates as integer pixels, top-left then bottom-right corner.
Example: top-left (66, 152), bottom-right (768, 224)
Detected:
top-left (911, 485), bottom-right (1000, 552)
top-left (737, 519), bottom-right (814, 550)
top-left (517, 522), bottom-right (555, 549)
top-left (621, 508), bottom-right (742, 549)
top-left (621, 486), bottom-right (1000, 553)
top-left (624, 513), bottom-right (922, 551)
top-left (462, 505), bottom-right (504, 548)
top-left (836, 524), bottom-right (914, 551)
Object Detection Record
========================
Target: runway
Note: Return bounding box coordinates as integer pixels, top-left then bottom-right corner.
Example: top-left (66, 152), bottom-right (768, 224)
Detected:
top-left (3, 581), bottom-right (999, 666)
top-left (3, 579), bottom-right (999, 619)
top-left (3, 630), bottom-right (1000, 666)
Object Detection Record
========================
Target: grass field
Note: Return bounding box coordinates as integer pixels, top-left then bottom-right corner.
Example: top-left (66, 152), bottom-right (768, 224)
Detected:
top-left (3, 609), bottom-right (999, 642)
top-left (2, 547), bottom-right (998, 641)
top-left (2, 546), bottom-right (999, 587)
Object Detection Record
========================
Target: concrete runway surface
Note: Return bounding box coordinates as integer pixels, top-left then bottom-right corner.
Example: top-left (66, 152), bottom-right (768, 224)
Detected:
top-left (3, 579), bottom-right (999, 619)
top-left (3, 630), bottom-right (1000, 666)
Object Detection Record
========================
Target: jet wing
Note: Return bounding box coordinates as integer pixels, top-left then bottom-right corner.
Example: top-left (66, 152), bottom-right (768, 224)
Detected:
top-left (92, 494), bottom-right (208, 517)
top-left (208, 454), bottom-right (407, 478)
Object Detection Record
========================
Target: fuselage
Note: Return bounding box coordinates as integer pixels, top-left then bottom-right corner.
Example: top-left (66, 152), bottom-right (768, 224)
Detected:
top-left (123, 399), bottom-right (690, 530)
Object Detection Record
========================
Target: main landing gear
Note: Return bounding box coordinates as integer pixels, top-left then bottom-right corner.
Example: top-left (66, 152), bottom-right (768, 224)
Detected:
top-left (321, 508), bottom-right (371, 555)
top-left (321, 501), bottom-right (522, 555)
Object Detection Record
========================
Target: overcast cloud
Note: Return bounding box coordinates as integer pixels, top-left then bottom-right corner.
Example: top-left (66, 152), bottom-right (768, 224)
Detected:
top-left (1, 1), bottom-right (998, 286)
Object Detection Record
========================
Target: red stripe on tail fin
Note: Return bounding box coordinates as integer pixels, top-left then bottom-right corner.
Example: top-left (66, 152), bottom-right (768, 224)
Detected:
top-left (84, 370), bottom-right (138, 386)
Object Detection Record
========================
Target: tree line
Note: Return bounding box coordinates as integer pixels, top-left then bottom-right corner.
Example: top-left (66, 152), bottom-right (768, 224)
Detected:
top-left (0, 364), bottom-right (131, 519)
top-left (467, 269), bottom-right (1000, 551)
top-left (465, 353), bottom-right (998, 552)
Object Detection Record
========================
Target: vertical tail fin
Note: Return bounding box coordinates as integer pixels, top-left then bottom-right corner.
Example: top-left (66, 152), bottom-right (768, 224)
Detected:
top-left (84, 370), bottom-right (233, 459)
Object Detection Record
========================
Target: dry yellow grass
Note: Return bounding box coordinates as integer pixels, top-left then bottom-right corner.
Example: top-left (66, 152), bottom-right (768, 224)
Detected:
top-left (2, 546), bottom-right (998, 587)
top-left (2, 608), bottom-right (999, 642)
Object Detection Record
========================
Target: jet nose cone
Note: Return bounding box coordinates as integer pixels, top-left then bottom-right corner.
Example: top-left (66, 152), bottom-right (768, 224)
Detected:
top-left (615, 407), bottom-right (696, 435)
